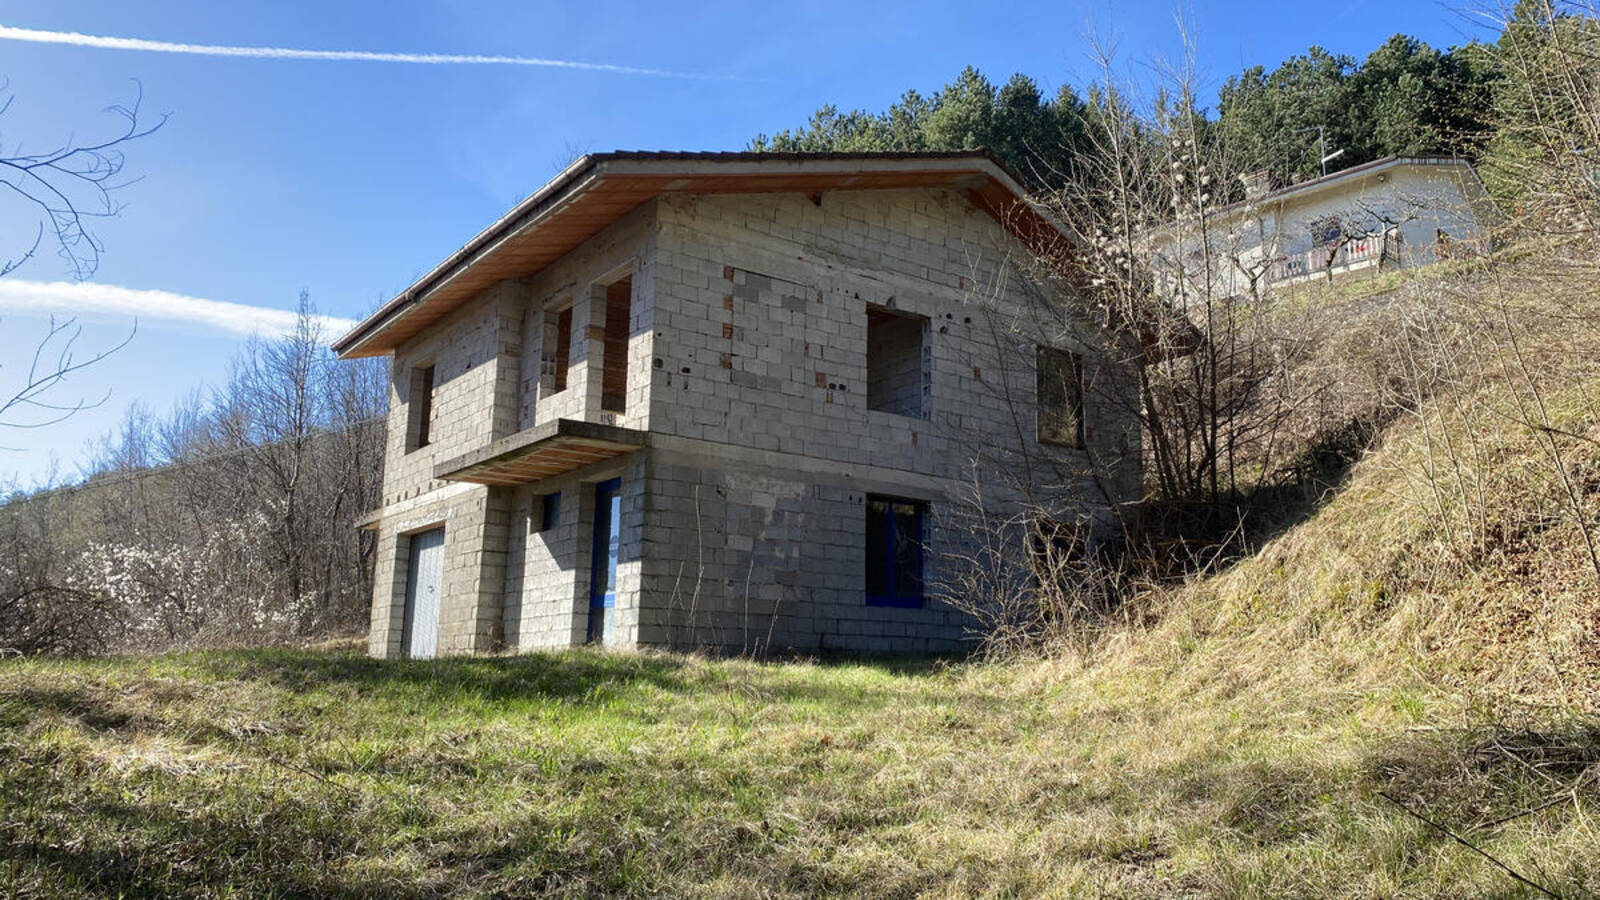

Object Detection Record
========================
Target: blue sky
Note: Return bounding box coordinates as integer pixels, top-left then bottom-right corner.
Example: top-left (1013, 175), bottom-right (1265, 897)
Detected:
top-left (0, 0), bottom-right (1489, 484)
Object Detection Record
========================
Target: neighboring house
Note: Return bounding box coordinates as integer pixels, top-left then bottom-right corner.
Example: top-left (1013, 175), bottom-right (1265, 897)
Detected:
top-left (333, 151), bottom-right (1143, 659)
top-left (1149, 155), bottom-right (1501, 303)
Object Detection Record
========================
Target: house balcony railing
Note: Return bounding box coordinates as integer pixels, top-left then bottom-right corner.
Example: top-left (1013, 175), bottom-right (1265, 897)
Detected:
top-left (1266, 228), bottom-right (1400, 284)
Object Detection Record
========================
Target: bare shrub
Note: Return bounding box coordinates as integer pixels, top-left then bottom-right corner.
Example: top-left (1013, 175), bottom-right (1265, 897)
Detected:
top-left (1355, 2), bottom-right (1600, 582)
top-left (0, 482), bottom-right (119, 655)
top-left (935, 468), bottom-right (1149, 659)
top-left (0, 300), bottom-right (386, 655)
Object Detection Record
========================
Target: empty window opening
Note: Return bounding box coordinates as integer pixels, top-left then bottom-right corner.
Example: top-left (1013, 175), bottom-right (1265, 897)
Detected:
top-left (542, 306), bottom-right (573, 394)
top-left (1309, 216), bottom-right (1343, 248)
top-left (538, 491), bottom-right (562, 533)
top-left (408, 364), bottom-right (435, 451)
top-left (866, 306), bottom-right (928, 417)
top-left (601, 277), bottom-right (631, 413)
top-left (866, 495), bottom-right (926, 608)
top-left (1036, 345), bottom-right (1085, 449)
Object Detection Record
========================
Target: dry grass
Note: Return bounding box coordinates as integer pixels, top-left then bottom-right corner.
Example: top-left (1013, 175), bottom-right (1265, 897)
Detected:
top-left (8, 262), bottom-right (1600, 897)
top-left (2, 596), bottom-right (1596, 898)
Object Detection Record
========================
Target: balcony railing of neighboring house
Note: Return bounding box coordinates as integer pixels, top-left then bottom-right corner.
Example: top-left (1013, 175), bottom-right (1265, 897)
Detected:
top-left (1266, 227), bottom-right (1402, 285)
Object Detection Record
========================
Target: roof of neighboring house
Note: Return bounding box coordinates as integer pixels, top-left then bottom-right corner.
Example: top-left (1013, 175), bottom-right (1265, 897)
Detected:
top-left (1210, 154), bottom-right (1482, 219)
top-left (1141, 155), bottom-right (1494, 245)
top-left (332, 150), bottom-right (1068, 358)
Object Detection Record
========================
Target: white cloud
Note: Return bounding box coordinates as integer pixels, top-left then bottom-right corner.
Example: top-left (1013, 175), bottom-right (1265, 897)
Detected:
top-left (0, 24), bottom-right (731, 80)
top-left (0, 279), bottom-right (356, 340)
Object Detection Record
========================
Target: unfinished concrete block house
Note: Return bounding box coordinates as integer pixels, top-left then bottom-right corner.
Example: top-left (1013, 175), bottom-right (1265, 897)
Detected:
top-left (333, 151), bottom-right (1142, 658)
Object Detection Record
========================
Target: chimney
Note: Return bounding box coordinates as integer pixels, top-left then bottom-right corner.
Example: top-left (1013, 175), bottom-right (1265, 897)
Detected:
top-left (1241, 169), bottom-right (1275, 201)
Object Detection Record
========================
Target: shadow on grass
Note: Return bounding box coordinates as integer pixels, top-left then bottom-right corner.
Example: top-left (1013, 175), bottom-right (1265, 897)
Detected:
top-left (1363, 717), bottom-right (1600, 898)
top-left (1367, 718), bottom-right (1600, 826)
top-left (192, 646), bottom-right (704, 703)
top-left (171, 645), bottom-right (963, 714)
top-left (0, 684), bottom-right (134, 731)
top-left (1138, 414), bottom-right (1389, 577)
top-left (0, 742), bottom-right (436, 899)
top-left (0, 647), bottom-right (970, 898)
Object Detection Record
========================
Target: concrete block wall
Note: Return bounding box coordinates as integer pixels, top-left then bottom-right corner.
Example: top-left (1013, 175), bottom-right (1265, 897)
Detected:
top-left (634, 187), bottom-right (1144, 650)
top-left (503, 480), bottom-right (585, 649)
top-left (366, 483), bottom-right (485, 657)
top-left (636, 444), bottom-right (971, 653)
top-left (365, 183), bottom-right (1142, 657)
top-left (650, 189), bottom-right (1139, 485)
top-left (368, 274), bottom-right (529, 658)
top-left (367, 516), bottom-right (411, 657)
top-left (652, 188), bottom-right (1141, 509)
top-left (500, 456), bottom-right (649, 650)
top-left (379, 280), bottom-right (529, 518)
top-left (368, 202), bottom-right (658, 657)
top-left (519, 203), bottom-right (658, 433)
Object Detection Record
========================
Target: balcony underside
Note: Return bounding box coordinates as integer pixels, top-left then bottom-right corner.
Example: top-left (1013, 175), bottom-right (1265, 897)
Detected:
top-left (434, 419), bottom-right (647, 487)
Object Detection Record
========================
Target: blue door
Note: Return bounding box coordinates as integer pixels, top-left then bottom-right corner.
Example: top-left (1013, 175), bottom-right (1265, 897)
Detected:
top-left (588, 478), bottom-right (622, 643)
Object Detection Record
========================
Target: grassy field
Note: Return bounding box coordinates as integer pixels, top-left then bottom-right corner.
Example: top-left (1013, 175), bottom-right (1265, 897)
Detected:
top-left (3, 637), bottom-right (1596, 898)
top-left (7, 261), bottom-right (1600, 898)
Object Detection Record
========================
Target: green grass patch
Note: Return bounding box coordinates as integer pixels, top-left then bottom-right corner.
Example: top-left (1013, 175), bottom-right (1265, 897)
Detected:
top-left (3, 646), bottom-right (1596, 897)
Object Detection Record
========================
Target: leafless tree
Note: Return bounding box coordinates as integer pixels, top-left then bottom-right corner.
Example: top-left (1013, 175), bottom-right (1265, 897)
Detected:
top-left (0, 83), bottom-right (161, 435)
top-left (0, 80), bottom-right (165, 279)
top-left (1477, 0), bottom-right (1600, 254)
top-left (0, 480), bottom-right (120, 655)
top-left (1023, 36), bottom-right (1352, 547)
top-left (934, 30), bottom-right (1416, 654)
top-left (1, 298), bottom-right (386, 655)
top-left (0, 316), bottom-right (133, 443)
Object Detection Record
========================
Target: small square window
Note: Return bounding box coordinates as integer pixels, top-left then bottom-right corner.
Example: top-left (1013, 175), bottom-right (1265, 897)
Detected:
top-left (866, 494), bottom-right (925, 607)
top-left (538, 492), bottom-right (561, 533)
top-left (1036, 346), bottom-right (1085, 449)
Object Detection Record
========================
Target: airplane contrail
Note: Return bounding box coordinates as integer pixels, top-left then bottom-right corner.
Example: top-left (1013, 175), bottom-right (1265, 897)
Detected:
top-left (0, 279), bottom-right (357, 340)
top-left (0, 24), bottom-right (733, 80)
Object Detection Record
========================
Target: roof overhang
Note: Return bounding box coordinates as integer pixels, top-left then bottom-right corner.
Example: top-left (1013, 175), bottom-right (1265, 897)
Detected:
top-left (1146, 156), bottom-right (1486, 241)
top-left (333, 150), bottom-right (1071, 358)
top-left (434, 418), bottom-right (647, 486)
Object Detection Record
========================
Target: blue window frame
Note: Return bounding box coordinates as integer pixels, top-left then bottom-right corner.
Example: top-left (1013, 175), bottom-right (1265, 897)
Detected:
top-left (538, 491), bottom-right (561, 532)
top-left (866, 494), bottom-right (925, 608)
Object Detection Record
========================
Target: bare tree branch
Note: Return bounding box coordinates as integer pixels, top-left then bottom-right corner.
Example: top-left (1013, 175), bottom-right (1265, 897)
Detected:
top-left (0, 81), bottom-right (162, 439)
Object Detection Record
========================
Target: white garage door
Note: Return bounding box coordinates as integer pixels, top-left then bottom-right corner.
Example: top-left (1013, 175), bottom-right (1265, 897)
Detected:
top-left (403, 527), bottom-right (445, 659)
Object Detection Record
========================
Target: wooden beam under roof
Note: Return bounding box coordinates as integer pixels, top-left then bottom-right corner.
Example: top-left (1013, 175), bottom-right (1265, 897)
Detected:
top-left (433, 418), bottom-right (647, 487)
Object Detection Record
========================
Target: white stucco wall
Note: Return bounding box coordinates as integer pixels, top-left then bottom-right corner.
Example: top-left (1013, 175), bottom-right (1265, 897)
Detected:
top-left (1151, 158), bottom-right (1501, 302)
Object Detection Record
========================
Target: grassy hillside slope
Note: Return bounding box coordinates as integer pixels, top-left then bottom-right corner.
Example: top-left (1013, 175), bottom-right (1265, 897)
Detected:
top-left (5, 268), bottom-right (1600, 897)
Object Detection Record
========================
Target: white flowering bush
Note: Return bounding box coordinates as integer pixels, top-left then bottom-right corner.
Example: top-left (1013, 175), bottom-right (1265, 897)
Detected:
top-left (68, 513), bottom-right (313, 651)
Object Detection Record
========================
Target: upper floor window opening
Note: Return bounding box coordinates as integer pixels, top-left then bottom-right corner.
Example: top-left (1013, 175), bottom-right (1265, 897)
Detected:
top-left (601, 276), bottom-right (632, 413)
top-left (407, 363), bottom-right (436, 451)
top-left (1036, 345), bottom-right (1085, 450)
top-left (866, 305), bottom-right (929, 418)
top-left (542, 305), bottom-right (573, 395)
